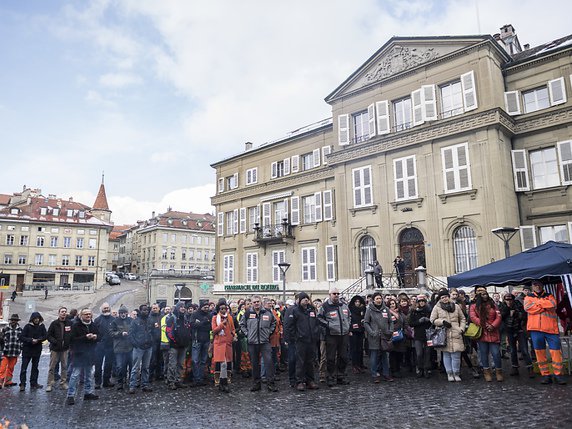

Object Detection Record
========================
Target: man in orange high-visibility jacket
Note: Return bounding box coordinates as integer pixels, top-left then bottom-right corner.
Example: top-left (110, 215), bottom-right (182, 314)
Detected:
top-left (524, 280), bottom-right (567, 385)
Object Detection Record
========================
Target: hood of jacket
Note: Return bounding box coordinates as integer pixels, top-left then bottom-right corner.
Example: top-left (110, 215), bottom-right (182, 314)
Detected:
top-left (29, 311), bottom-right (44, 323)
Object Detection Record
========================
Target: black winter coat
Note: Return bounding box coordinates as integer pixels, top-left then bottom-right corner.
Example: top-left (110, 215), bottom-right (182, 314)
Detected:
top-left (190, 310), bottom-right (212, 343)
top-left (47, 318), bottom-right (73, 352)
top-left (70, 320), bottom-right (99, 366)
top-left (129, 315), bottom-right (154, 350)
top-left (20, 320), bottom-right (47, 357)
top-left (408, 305), bottom-right (432, 341)
top-left (286, 304), bottom-right (320, 344)
top-left (110, 317), bottom-right (133, 353)
top-left (93, 314), bottom-right (114, 346)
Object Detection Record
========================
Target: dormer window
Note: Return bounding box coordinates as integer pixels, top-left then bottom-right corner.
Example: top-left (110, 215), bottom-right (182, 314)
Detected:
top-left (10, 208), bottom-right (18, 215)
top-left (66, 209), bottom-right (73, 217)
top-left (40, 207), bottom-right (47, 216)
top-left (78, 211), bottom-right (85, 219)
top-left (53, 208), bottom-right (60, 216)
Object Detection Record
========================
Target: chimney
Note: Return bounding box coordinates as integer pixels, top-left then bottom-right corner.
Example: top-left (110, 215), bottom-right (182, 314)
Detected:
top-left (524, 43), bottom-right (530, 50)
top-left (151, 211), bottom-right (155, 219)
top-left (497, 24), bottom-right (522, 55)
top-left (69, 197), bottom-right (73, 202)
top-left (245, 141), bottom-right (253, 151)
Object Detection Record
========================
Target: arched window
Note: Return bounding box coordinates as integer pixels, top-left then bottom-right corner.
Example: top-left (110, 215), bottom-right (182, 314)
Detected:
top-left (453, 226), bottom-right (478, 273)
top-left (359, 235), bottom-right (377, 275)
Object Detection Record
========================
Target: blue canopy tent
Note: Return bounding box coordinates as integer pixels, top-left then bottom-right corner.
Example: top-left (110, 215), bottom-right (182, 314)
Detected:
top-left (447, 241), bottom-right (572, 289)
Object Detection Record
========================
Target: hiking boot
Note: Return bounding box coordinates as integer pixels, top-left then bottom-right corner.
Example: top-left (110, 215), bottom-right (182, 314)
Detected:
top-left (495, 369), bottom-right (504, 382)
top-left (307, 381), bottom-right (319, 390)
top-left (66, 396), bottom-right (75, 405)
top-left (483, 368), bottom-right (493, 382)
top-left (250, 382), bottom-right (262, 392)
top-left (540, 375), bottom-right (553, 384)
top-left (83, 393), bottom-right (99, 400)
top-left (45, 385), bottom-right (53, 392)
top-left (509, 367), bottom-right (519, 376)
top-left (296, 383), bottom-right (306, 392)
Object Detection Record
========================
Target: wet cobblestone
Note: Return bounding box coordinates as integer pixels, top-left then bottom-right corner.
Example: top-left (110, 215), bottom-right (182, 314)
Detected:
top-left (1, 354), bottom-right (570, 429)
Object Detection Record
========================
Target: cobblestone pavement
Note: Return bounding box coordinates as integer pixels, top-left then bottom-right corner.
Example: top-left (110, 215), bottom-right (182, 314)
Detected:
top-left (1, 355), bottom-right (570, 429)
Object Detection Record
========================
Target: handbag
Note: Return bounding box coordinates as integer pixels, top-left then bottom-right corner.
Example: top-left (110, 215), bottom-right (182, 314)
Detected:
top-left (464, 322), bottom-right (482, 340)
top-left (380, 336), bottom-right (394, 352)
top-left (426, 327), bottom-right (447, 347)
top-left (391, 329), bottom-right (405, 343)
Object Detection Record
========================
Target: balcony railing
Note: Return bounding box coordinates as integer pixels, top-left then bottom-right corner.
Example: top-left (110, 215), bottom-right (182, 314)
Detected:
top-left (253, 221), bottom-right (294, 244)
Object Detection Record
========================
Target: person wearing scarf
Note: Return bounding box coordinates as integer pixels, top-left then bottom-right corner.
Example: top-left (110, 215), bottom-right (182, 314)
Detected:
top-left (212, 299), bottom-right (236, 392)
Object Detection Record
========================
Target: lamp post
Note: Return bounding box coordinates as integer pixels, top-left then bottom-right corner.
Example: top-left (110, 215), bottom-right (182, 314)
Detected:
top-left (278, 262), bottom-right (291, 302)
top-left (491, 227), bottom-right (519, 258)
top-left (175, 283), bottom-right (184, 305)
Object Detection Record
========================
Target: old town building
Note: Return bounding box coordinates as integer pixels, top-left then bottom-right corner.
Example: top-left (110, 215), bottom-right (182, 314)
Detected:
top-left (211, 25), bottom-right (572, 297)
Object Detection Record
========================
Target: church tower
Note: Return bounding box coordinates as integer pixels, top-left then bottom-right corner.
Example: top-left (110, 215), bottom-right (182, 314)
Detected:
top-left (92, 173), bottom-right (112, 223)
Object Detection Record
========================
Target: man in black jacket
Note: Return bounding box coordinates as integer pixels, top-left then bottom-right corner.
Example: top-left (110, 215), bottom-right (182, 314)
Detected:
top-left (93, 302), bottom-right (115, 389)
top-left (166, 302), bottom-right (192, 390)
top-left (46, 307), bottom-right (72, 391)
top-left (110, 305), bottom-right (133, 390)
top-left (286, 292), bottom-right (320, 391)
top-left (66, 308), bottom-right (100, 405)
top-left (190, 299), bottom-right (212, 387)
top-left (500, 293), bottom-right (534, 377)
top-left (408, 295), bottom-right (433, 378)
top-left (128, 304), bottom-right (154, 393)
top-left (19, 311), bottom-right (47, 391)
top-left (148, 303), bottom-right (163, 381)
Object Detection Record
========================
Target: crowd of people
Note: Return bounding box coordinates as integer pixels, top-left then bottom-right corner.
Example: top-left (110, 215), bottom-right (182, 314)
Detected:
top-left (0, 280), bottom-right (568, 405)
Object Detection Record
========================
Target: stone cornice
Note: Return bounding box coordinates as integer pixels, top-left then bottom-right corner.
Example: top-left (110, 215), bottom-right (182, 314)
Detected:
top-left (211, 168), bottom-right (335, 206)
top-left (513, 106), bottom-right (572, 136)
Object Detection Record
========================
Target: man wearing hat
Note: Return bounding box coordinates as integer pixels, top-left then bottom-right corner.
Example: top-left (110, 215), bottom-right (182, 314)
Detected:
top-left (524, 280), bottom-right (567, 384)
top-left (190, 298), bottom-right (213, 386)
top-left (0, 314), bottom-right (23, 388)
top-left (110, 305), bottom-right (133, 390)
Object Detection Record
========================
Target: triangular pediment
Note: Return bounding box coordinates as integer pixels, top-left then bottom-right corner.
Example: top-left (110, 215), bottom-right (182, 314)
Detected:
top-left (326, 36), bottom-right (496, 103)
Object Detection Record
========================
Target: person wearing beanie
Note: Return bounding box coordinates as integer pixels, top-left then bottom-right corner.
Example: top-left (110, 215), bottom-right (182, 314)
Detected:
top-left (190, 298), bottom-right (213, 386)
top-left (212, 299), bottom-right (236, 393)
top-left (0, 314), bottom-right (23, 388)
top-left (19, 311), bottom-right (47, 391)
top-left (430, 289), bottom-right (466, 382)
top-left (110, 305), bottom-right (133, 390)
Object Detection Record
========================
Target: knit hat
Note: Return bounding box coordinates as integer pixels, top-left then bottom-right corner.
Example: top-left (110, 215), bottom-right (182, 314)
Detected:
top-left (199, 298), bottom-right (210, 308)
top-left (118, 305), bottom-right (129, 314)
top-left (437, 288), bottom-right (450, 299)
top-left (298, 291), bottom-right (310, 302)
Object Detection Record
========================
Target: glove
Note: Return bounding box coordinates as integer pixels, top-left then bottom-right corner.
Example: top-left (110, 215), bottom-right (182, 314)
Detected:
top-left (442, 320), bottom-right (452, 329)
top-left (419, 317), bottom-right (430, 324)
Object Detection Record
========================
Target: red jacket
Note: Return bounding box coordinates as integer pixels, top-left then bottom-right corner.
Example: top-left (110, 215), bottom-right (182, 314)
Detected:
top-left (469, 302), bottom-right (501, 343)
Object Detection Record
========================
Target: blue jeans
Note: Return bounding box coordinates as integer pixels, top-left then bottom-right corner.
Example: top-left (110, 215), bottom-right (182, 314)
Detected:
top-left (507, 329), bottom-right (532, 367)
top-left (67, 364), bottom-right (94, 398)
top-left (130, 347), bottom-right (152, 389)
top-left (442, 351), bottom-right (461, 373)
top-left (478, 341), bottom-right (501, 369)
top-left (530, 330), bottom-right (561, 350)
top-left (115, 351), bottom-right (132, 385)
top-left (191, 341), bottom-right (210, 383)
top-left (287, 342), bottom-right (297, 384)
top-left (369, 349), bottom-right (389, 377)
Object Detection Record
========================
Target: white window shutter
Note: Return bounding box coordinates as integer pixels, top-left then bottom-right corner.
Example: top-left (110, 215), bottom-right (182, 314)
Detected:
top-left (323, 190), bottom-right (333, 221)
top-left (239, 208), bottom-right (247, 233)
top-left (368, 103), bottom-right (376, 138)
top-left (338, 114), bottom-right (349, 146)
top-left (568, 222), bottom-right (572, 244)
top-left (394, 159), bottom-right (405, 200)
top-left (218, 178), bottom-right (224, 193)
top-left (252, 168), bottom-right (258, 183)
top-left (291, 155), bottom-right (300, 173)
top-left (461, 70), bottom-right (478, 111)
top-left (511, 150), bottom-right (530, 191)
top-left (504, 91), bottom-right (521, 115)
top-left (313, 148), bottom-right (321, 167)
top-left (283, 198), bottom-right (289, 222)
top-left (271, 162), bottom-right (278, 179)
top-left (233, 172), bottom-right (238, 188)
top-left (217, 212), bottom-right (224, 236)
top-left (322, 146), bottom-right (331, 165)
top-left (255, 205), bottom-right (261, 226)
top-left (252, 253), bottom-right (258, 282)
top-left (290, 196), bottom-right (300, 225)
top-left (442, 147), bottom-right (456, 192)
top-left (233, 209), bottom-right (238, 234)
top-left (557, 141), bottom-right (572, 185)
top-left (363, 166), bottom-right (372, 205)
top-left (376, 100), bottom-right (390, 135)
top-left (422, 85), bottom-right (437, 121)
top-left (411, 89), bottom-right (424, 126)
top-left (519, 225), bottom-right (537, 251)
top-left (353, 169), bottom-right (362, 207)
top-left (406, 156), bottom-right (417, 198)
top-left (314, 192), bottom-right (323, 222)
top-left (326, 244), bottom-right (336, 281)
top-left (262, 202), bottom-right (271, 229)
top-left (284, 158), bottom-right (290, 175)
top-left (548, 77), bottom-right (567, 106)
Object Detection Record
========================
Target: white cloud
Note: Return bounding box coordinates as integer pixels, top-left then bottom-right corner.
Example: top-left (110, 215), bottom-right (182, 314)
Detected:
top-left (85, 89), bottom-right (116, 107)
top-left (150, 151), bottom-right (179, 163)
top-left (99, 72), bottom-right (142, 88)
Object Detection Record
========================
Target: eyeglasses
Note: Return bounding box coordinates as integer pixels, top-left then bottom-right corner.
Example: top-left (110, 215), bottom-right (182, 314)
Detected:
top-left (331, 292), bottom-right (340, 295)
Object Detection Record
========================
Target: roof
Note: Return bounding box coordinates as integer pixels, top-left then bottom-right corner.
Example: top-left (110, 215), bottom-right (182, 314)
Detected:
top-left (0, 194), bottom-right (11, 206)
top-left (110, 224), bottom-right (135, 240)
top-left (140, 211), bottom-right (216, 233)
top-left (93, 183), bottom-right (110, 211)
top-left (507, 34), bottom-right (572, 66)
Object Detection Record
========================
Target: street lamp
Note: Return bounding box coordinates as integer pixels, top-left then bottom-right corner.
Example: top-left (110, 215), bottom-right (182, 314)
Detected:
top-left (491, 227), bottom-right (519, 258)
top-left (278, 262), bottom-right (291, 302)
top-left (175, 283), bottom-right (184, 305)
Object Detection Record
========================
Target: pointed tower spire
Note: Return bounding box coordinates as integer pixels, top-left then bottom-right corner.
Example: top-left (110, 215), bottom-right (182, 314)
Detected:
top-left (92, 174), bottom-right (112, 223)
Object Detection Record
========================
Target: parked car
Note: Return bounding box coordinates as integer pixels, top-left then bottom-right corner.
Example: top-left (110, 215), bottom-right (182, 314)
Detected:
top-left (126, 273), bottom-right (137, 280)
top-left (116, 272), bottom-right (125, 279)
top-left (108, 275), bottom-right (121, 286)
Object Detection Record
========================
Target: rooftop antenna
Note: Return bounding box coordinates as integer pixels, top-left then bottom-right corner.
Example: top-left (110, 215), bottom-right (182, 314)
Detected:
top-left (101, 171), bottom-right (105, 184)
top-left (475, 0), bottom-right (481, 33)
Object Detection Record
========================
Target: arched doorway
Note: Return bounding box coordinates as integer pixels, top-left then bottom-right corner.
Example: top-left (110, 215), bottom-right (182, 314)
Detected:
top-left (398, 228), bottom-right (425, 287)
top-left (359, 235), bottom-right (377, 276)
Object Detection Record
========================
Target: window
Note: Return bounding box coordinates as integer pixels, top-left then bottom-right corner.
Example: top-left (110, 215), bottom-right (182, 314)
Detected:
top-left (170, 249), bottom-right (176, 260)
top-left (189, 249), bottom-right (195, 260)
top-left (440, 81), bottom-right (463, 118)
top-left (53, 208), bottom-right (60, 216)
top-left (40, 207), bottom-right (47, 215)
top-left (301, 153), bottom-right (314, 171)
top-left (48, 255), bottom-right (56, 266)
top-left (359, 235), bottom-right (377, 275)
top-left (61, 255), bottom-right (69, 266)
top-left (162, 233), bottom-right (168, 244)
top-left (353, 110), bottom-right (369, 143)
top-left (393, 97), bottom-right (412, 131)
top-left (352, 166), bottom-right (373, 208)
top-left (18, 255), bottom-right (26, 265)
top-left (197, 236), bottom-right (202, 245)
top-left (88, 238), bottom-right (97, 249)
top-left (88, 256), bottom-right (95, 267)
top-left (539, 225), bottom-right (568, 244)
top-left (50, 236), bottom-right (58, 247)
top-left (36, 236), bottom-right (45, 247)
top-left (161, 247), bottom-right (168, 260)
top-left (6, 234), bottom-right (14, 246)
top-left (78, 211), bottom-right (85, 219)
top-left (530, 147), bottom-right (559, 189)
top-left (453, 226), bottom-right (478, 273)
top-left (66, 210), bottom-right (73, 217)
top-left (76, 238), bottom-right (84, 249)
top-left (4, 254), bottom-right (12, 264)
top-left (246, 252), bottom-right (258, 283)
top-left (394, 156), bottom-right (418, 200)
top-left (74, 255), bottom-right (82, 266)
top-left (21, 226), bottom-right (29, 232)
top-left (35, 254), bottom-right (43, 265)
top-left (271, 160), bottom-right (285, 179)
top-left (302, 195), bottom-right (316, 224)
top-left (441, 143), bottom-right (471, 192)
top-left (226, 210), bottom-right (238, 235)
top-left (63, 237), bottom-right (71, 248)
top-left (301, 247), bottom-right (317, 281)
top-left (204, 250), bottom-right (209, 261)
top-left (227, 173), bottom-right (239, 190)
top-left (218, 178), bottom-right (224, 193)
top-left (10, 208), bottom-right (18, 215)
top-left (272, 250), bottom-right (286, 282)
top-left (223, 254), bottom-right (234, 283)
top-left (326, 245), bottom-right (337, 281)
top-left (197, 250), bottom-right (202, 260)
top-left (246, 167), bottom-right (258, 185)
top-left (89, 229), bottom-right (97, 235)
top-left (249, 206), bottom-right (260, 232)
top-left (20, 235), bottom-right (28, 246)
top-left (181, 248), bottom-right (187, 260)
top-left (523, 87), bottom-right (550, 113)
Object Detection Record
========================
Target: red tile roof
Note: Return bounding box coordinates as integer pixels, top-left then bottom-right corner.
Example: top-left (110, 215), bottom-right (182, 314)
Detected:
top-left (110, 224), bottom-right (134, 240)
top-left (144, 211), bottom-right (215, 232)
top-left (93, 183), bottom-right (110, 211)
top-left (0, 194), bottom-right (11, 205)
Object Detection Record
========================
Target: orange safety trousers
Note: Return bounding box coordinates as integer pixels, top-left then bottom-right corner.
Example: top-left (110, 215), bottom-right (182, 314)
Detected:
top-left (0, 356), bottom-right (19, 384)
top-left (534, 348), bottom-right (563, 376)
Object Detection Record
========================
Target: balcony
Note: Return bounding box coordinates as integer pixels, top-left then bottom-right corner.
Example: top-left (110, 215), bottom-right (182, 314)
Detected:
top-left (253, 220), bottom-right (295, 245)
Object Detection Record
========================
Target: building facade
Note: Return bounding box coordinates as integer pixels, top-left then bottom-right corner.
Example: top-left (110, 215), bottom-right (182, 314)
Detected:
top-left (0, 185), bottom-right (113, 292)
top-left (211, 26), bottom-right (572, 298)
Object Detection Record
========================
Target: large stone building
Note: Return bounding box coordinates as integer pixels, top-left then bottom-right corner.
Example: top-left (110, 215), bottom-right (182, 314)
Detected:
top-left (0, 184), bottom-right (113, 293)
top-left (210, 25), bottom-right (572, 298)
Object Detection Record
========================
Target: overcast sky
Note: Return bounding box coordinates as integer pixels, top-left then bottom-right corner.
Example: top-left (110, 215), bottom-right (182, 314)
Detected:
top-left (1, 0), bottom-right (570, 224)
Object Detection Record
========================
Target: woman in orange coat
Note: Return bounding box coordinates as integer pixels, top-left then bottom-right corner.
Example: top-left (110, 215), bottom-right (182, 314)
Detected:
top-left (211, 299), bottom-right (236, 393)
